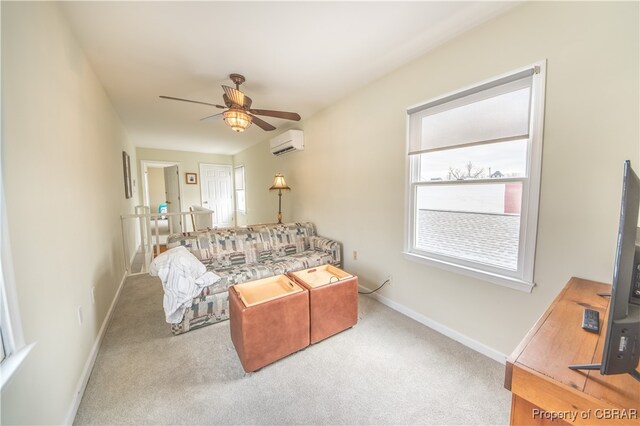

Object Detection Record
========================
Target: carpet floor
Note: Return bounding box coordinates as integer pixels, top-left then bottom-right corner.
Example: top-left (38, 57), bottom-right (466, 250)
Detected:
top-left (73, 274), bottom-right (511, 425)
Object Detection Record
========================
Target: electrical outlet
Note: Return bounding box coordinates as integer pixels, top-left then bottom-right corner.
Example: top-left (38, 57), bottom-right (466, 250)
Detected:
top-left (386, 275), bottom-right (392, 286)
top-left (91, 287), bottom-right (95, 305)
top-left (353, 250), bottom-right (358, 261)
top-left (77, 306), bottom-right (83, 325)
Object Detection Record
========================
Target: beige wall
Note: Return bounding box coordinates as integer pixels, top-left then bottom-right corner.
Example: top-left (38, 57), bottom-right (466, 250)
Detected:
top-left (233, 140), bottom-right (295, 226)
top-left (136, 147), bottom-right (232, 212)
top-left (1, 2), bottom-right (139, 424)
top-left (235, 2), bottom-right (639, 355)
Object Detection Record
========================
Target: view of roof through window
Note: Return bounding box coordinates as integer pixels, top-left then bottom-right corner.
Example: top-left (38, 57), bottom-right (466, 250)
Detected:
top-left (416, 210), bottom-right (520, 270)
top-left (415, 139), bottom-right (526, 270)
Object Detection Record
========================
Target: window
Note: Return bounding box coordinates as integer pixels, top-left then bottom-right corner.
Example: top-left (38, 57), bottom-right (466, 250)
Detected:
top-left (234, 165), bottom-right (246, 214)
top-left (405, 63), bottom-right (546, 291)
top-left (0, 306), bottom-right (6, 363)
top-left (1, 152), bottom-right (35, 389)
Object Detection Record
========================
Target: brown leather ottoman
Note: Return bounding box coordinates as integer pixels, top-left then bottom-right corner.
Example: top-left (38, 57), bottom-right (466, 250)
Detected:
top-left (229, 275), bottom-right (310, 372)
top-left (288, 265), bottom-right (358, 344)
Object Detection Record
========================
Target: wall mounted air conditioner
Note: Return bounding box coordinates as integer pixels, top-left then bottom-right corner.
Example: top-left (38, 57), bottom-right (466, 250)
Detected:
top-left (270, 129), bottom-right (304, 156)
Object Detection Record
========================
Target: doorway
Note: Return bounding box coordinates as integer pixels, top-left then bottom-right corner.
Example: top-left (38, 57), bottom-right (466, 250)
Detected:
top-left (141, 160), bottom-right (183, 237)
top-left (200, 163), bottom-right (234, 228)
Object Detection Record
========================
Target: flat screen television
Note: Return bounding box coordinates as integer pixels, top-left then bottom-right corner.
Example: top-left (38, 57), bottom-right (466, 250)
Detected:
top-left (570, 160), bottom-right (640, 381)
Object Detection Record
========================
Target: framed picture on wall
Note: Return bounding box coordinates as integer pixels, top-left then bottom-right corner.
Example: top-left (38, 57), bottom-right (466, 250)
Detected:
top-left (122, 151), bottom-right (132, 199)
top-left (186, 173), bottom-right (197, 184)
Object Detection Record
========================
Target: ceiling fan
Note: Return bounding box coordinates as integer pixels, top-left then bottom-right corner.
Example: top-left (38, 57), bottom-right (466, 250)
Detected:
top-left (160, 74), bottom-right (301, 133)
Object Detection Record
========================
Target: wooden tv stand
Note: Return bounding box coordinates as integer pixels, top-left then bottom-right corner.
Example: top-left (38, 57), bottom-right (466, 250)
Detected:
top-left (505, 277), bottom-right (639, 425)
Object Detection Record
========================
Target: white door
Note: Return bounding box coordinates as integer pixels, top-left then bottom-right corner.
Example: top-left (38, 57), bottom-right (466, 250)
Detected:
top-left (200, 164), bottom-right (234, 227)
top-left (164, 165), bottom-right (182, 233)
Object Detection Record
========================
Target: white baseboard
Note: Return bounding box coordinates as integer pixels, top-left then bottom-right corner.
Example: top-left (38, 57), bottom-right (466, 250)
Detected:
top-left (359, 285), bottom-right (507, 365)
top-left (64, 271), bottom-right (128, 425)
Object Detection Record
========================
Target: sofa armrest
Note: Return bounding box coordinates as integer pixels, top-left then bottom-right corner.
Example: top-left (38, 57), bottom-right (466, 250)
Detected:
top-left (310, 236), bottom-right (342, 267)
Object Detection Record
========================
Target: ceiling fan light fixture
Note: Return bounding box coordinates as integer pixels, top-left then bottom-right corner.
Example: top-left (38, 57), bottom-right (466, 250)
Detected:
top-left (223, 109), bottom-right (252, 132)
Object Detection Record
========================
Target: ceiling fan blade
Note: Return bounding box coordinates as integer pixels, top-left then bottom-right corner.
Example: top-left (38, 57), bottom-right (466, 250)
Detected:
top-left (243, 95), bottom-right (253, 110)
top-left (159, 95), bottom-right (225, 109)
top-left (249, 114), bottom-right (276, 131)
top-left (222, 85), bottom-right (246, 107)
top-left (200, 112), bottom-right (224, 121)
top-left (248, 109), bottom-right (301, 121)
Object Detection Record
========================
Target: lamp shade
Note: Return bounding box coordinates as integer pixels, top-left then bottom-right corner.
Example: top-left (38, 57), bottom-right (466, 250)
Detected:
top-left (269, 174), bottom-right (290, 191)
top-left (223, 108), bottom-right (252, 132)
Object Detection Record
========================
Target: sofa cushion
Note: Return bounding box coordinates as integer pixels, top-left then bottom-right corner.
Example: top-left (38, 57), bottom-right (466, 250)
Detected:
top-left (262, 250), bottom-right (336, 275)
top-left (167, 222), bottom-right (320, 262)
top-left (268, 223), bottom-right (315, 255)
top-left (166, 231), bottom-right (212, 260)
top-left (167, 227), bottom-right (274, 266)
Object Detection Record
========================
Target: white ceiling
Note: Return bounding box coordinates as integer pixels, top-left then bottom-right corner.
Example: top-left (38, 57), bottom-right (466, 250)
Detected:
top-left (60, 1), bottom-right (516, 155)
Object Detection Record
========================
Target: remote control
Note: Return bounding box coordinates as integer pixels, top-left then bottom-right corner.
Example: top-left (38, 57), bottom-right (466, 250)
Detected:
top-left (581, 308), bottom-right (600, 333)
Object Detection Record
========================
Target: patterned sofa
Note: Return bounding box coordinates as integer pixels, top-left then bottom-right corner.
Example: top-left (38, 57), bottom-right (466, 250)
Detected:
top-left (165, 222), bottom-right (341, 335)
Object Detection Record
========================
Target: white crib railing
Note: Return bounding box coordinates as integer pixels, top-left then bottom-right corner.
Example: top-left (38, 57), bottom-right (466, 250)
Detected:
top-left (120, 206), bottom-right (214, 274)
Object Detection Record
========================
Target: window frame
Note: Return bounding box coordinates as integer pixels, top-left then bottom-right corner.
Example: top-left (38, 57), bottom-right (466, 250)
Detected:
top-left (403, 61), bottom-right (546, 292)
top-left (1, 173), bottom-right (35, 390)
top-left (234, 165), bottom-right (246, 214)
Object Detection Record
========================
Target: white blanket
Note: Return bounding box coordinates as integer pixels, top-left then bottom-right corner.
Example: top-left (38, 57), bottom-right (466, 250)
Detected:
top-left (149, 246), bottom-right (220, 324)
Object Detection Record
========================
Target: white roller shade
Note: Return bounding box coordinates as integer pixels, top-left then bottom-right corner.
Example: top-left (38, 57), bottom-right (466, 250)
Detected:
top-left (408, 69), bottom-right (535, 155)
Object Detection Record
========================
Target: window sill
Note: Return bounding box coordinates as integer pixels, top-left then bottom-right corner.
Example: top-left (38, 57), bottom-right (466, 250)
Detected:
top-left (1, 342), bottom-right (35, 390)
top-left (403, 251), bottom-right (534, 293)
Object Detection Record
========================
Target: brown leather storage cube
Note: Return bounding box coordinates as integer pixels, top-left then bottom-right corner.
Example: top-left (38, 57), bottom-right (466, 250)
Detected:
top-left (229, 275), bottom-right (310, 372)
top-left (288, 265), bottom-right (358, 344)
